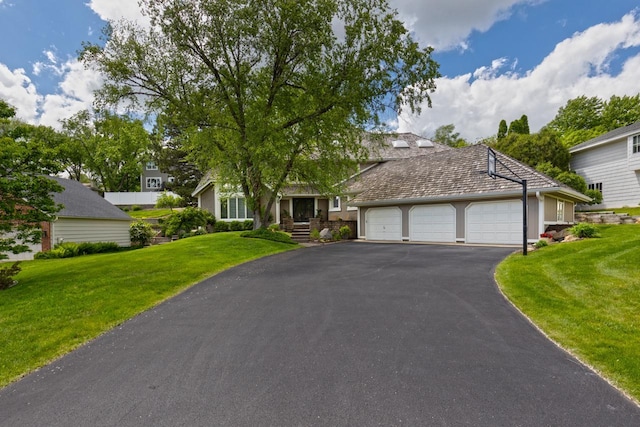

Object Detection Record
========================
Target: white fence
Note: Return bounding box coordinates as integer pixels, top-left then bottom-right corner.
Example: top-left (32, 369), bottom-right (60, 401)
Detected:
top-left (104, 191), bottom-right (177, 206)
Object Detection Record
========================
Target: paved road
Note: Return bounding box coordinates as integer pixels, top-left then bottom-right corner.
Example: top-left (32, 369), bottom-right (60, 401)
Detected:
top-left (1, 243), bottom-right (639, 426)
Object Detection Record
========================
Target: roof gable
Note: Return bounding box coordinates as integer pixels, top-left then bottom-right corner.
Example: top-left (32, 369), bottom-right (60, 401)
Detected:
top-left (569, 121), bottom-right (640, 153)
top-left (49, 177), bottom-right (132, 220)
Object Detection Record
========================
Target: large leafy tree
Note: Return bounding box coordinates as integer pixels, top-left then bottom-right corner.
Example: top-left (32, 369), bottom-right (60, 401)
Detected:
top-left (82, 0), bottom-right (440, 227)
top-left (432, 124), bottom-right (467, 148)
top-left (547, 96), bottom-right (604, 134)
top-left (494, 129), bottom-right (570, 171)
top-left (61, 110), bottom-right (152, 192)
top-left (0, 100), bottom-right (63, 286)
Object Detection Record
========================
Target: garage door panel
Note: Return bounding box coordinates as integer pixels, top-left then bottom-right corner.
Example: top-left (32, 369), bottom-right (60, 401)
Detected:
top-left (410, 205), bottom-right (456, 243)
top-left (366, 208), bottom-right (402, 241)
top-left (466, 201), bottom-right (522, 244)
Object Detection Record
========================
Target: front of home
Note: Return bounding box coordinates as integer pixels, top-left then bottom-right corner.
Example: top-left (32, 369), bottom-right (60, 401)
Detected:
top-left (193, 134), bottom-right (589, 245)
top-left (570, 121), bottom-right (640, 209)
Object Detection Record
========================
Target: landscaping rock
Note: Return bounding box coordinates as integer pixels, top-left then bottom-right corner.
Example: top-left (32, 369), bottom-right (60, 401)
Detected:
top-left (563, 234), bottom-right (580, 242)
top-left (319, 228), bottom-right (332, 240)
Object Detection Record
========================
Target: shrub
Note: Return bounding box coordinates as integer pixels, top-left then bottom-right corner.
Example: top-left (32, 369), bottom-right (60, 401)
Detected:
top-left (0, 262), bottom-right (21, 290)
top-left (155, 191), bottom-right (183, 210)
top-left (310, 228), bottom-right (321, 241)
top-left (534, 239), bottom-right (549, 249)
top-left (243, 220), bottom-right (254, 230)
top-left (130, 220), bottom-right (155, 246)
top-left (34, 242), bottom-right (123, 259)
top-left (339, 225), bottom-right (351, 240)
top-left (569, 223), bottom-right (600, 239)
top-left (229, 221), bottom-right (244, 231)
top-left (268, 223), bottom-right (280, 231)
top-left (240, 228), bottom-right (297, 244)
top-left (131, 205), bottom-right (142, 211)
top-left (584, 189), bottom-right (603, 205)
top-left (214, 221), bottom-right (230, 232)
top-left (162, 207), bottom-right (214, 237)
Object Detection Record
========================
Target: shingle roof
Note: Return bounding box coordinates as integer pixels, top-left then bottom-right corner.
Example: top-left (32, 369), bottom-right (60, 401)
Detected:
top-left (348, 144), bottom-right (589, 205)
top-left (361, 132), bottom-right (452, 161)
top-left (49, 177), bottom-right (132, 220)
top-left (569, 121), bottom-right (640, 153)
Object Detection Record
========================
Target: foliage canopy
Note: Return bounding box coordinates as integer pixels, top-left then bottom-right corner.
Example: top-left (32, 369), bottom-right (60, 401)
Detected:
top-left (83, 0), bottom-right (440, 227)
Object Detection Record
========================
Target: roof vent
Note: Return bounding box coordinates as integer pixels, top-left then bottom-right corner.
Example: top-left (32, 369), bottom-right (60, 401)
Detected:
top-left (416, 139), bottom-right (434, 148)
top-left (391, 139), bottom-right (410, 148)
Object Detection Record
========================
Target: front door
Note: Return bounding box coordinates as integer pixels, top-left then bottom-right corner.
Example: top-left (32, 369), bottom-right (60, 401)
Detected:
top-left (293, 198), bottom-right (315, 222)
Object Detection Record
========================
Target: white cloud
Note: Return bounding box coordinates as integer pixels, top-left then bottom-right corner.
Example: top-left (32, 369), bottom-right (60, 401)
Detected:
top-left (0, 63), bottom-right (40, 122)
top-left (390, 0), bottom-right (546, 50)
top-left (397, 11), bottom-right (640, 141)
top-left (86, 0), bottom-right (147, 24)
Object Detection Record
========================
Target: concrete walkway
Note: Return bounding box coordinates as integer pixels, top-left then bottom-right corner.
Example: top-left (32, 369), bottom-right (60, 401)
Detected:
top-left (0, 243), bottom-right (638, 426)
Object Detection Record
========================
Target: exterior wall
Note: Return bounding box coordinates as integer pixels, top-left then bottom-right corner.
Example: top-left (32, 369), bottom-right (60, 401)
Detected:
top-left (328, 196), bottom-right (358, 221)
top-left (198, 186), bottom-right (215, 214)
top-left (543, 196), bottom-right (575, 224)
top-left (1, 231), bottom-right (42, 261)
top-left (51, 218), bottom-right (132, 247)
top-left (141, 163), bottom-right (170, 192)
top-left (317, 198), bottom-right (329, 220)
top-left (571, 139), bottom-right (640, 209)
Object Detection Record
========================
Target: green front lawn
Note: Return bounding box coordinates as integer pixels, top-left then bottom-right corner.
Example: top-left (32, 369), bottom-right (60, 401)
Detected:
top-left (496, 225), bottom-right (640, 401)
top-left (0, 233), bottom-right (297, 388)
top-left (126, 208), bottom-right (176, 219)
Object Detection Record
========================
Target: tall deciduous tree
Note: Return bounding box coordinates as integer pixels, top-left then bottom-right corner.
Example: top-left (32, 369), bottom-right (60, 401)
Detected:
top-left (494, 129), bottom-right (570, 171)
top-left (0, 100), bottom-right (63, 285)
top-left (601, 94), bottom-right (640, 131)
top-left (432, 124), bottom-right (467, 148)
top-left (82, 0), bottom-right (440, 227)
top-left (61, 110), bottom-right (152, 192)
top-left (547, 95), bottom-right (604, 133)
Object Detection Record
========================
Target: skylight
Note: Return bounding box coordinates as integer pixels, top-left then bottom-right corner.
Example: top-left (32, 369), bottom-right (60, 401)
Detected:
top-left (416, 139), bottom-right (434, 148)
top-left (391, 139), bottom-right (410, 148)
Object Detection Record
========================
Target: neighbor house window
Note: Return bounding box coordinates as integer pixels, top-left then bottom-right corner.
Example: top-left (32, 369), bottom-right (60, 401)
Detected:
top-left (146, 177), bottom-right (162, 189)
top-left (146, 161), bottom-right (158, 170)
top-left (633, 135), bottom-right (640, 154)
top-left (588, 182), bottom-right (603, 195)
top-left (330, 196), bottom-right (341, 212)
top-left (557, 200), bottom-right (565, 222)
top-left (220, 197), bottom-right (253, 220)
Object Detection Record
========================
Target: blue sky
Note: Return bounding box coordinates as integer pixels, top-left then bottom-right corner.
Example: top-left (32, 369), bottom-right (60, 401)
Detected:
top-left (1, 0), bottom-right (639, 140)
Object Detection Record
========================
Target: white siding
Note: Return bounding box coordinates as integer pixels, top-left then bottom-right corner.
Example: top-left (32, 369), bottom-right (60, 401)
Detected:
top-left (571, 140), bottom-right (640, 209)
top-left (1, 231), bottom-right (41, 261)
top-left (51, 218), bottom-right (131, 247)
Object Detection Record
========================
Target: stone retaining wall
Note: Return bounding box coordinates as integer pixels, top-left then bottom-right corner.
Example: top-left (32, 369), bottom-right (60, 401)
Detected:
top-left (575, 212), bottom-right (640, 224)
top-left (309, 219), bottom-right (357, 239)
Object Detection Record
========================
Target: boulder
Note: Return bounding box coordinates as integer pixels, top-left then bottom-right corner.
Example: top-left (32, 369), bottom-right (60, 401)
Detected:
top-left (319, 228), bottom-right (333, 240)
top-left (563, 234), bottom-right (580, 243)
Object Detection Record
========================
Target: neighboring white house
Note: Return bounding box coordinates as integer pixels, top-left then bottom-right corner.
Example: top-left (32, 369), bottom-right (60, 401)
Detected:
top-left (570, 122), bottom-right (640, 209)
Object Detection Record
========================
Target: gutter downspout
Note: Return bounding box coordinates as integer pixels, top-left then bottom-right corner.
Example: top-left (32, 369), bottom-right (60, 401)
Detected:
top-left (536, 192), bottom-right (545, 237)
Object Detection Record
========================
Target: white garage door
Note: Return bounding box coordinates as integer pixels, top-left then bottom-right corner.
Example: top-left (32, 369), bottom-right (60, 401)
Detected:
top-left (366, 207), bottom-right (402, 241)
top-left (410, 205), bottom-right (456, 243)
top-left (466, 200), bottom-right (523, 244)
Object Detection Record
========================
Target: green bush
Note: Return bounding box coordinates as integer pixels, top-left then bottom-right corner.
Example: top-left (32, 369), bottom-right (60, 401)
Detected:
top-left (34, 242), bottom-right (123, 259)
top-left (569, 223), bottom-right (600, 239)
top-left (310, 228), bottom-right (321, 240)
top-left (240, 228), bottom-right (297, 244)
top-left (0, 262), bottom-right (21, 290)
top-left (155, 191), bottom-right (183, 210)
top-left (229, 221), bottom-right (244, 231)
top-left (339, 225), bottom-right (351, 239)
top-left (131, 205), bottom-right (142, 211)
top-left (162, 207), bottom-right (214, 237)
top-left (584, 189), bottom-right (603, 205)
top-left (268, 223), bottom-right (280, 231)
top-left (243, 220), bottom-right (254, 230)
top-left (534, 239), bottom-right (549, 249)
top-left (130, 220), bottom-right (155, 246)
top-left (214, 221), bottom-right (230, 232)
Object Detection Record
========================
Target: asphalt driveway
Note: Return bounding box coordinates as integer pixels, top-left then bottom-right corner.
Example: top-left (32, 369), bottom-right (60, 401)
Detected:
top-left (1, 243), bottom-right (638, 426)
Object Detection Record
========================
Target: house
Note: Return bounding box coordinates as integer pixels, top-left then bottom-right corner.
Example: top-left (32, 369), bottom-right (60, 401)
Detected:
top-left (569, 122), bottom-right (640, 209)
top-left (346, 144), bottom-right (590, 244)
top-left (5, 177), bottom-right (133, 261)
top-left (141, 161), bottom-right (174, 192)
top-left (192, 133), bottom-right (452, 225)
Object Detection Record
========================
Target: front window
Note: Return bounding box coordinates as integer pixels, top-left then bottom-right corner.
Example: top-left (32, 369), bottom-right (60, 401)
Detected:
top-left (633, 135), bottom-right (640, 154)
top-left (330, 196), bottom-right (341, 212)
top-left (557, 200), bottom-right (565, 222)
top-left (146, 177), bottom-right (162, 189)
top-left (220, 197), bottom-right (253, 220)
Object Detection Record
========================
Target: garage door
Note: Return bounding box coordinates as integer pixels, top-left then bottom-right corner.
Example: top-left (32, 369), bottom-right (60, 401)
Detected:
top-left (366, 207), bottom-right (402, 241)
top-left (466, 200), bottom-right (523, 244)
top-left (409, 205), bottom-right (456, 242)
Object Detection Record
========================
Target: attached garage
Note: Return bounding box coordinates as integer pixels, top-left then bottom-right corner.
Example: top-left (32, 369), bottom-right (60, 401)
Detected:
top-left (466, 200), bottom-right (522, 244)
top-left (365, 207), bottom-right (402, 241)
top-left (409, 204), bottom-right (456, 243)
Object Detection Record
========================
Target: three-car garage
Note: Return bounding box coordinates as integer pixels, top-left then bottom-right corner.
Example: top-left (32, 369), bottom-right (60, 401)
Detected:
top-left (364, 200), bottom-right (524, 245)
